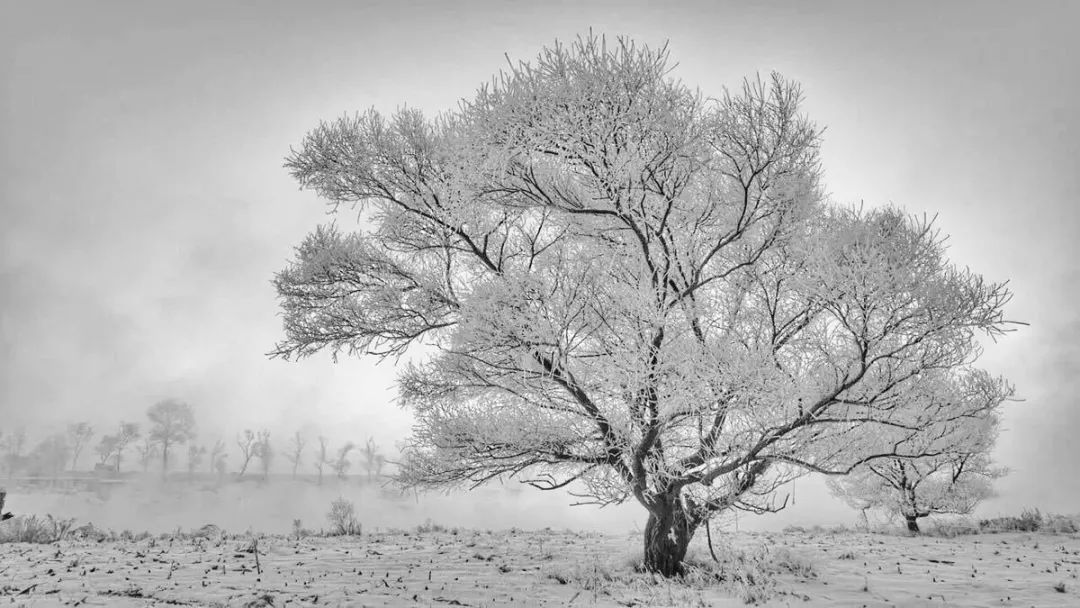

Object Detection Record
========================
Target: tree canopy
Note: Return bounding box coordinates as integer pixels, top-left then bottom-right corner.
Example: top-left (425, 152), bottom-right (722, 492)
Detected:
top-left (272, 34), bottom-right (1014, 575)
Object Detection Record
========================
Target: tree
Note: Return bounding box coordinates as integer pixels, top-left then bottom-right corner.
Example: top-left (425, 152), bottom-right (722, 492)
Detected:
top-left (209, 440), bottom-right (227, 481)
top-left (285, 431), bottom-right (306, 479)
top-left (1, 429), bottom-right (27, 479)
top-left (67, 423), bottom-right (93, 471)
top-left (332, 442), bottom-right (356, 480)
top-left (95, 434), bottom-right (119, 468)
top-left (147, 399), bottom-right (196, 478)
top-left (829, 374), bottom-right (1008, 533)
top-left (235, 429), bottom-right (269, 478)
top-left (271, 35), bottom-right (1015, 575)
top-left (186, 444), bottom-right (207, 480)
top-left (314, 436), bottom-right (329, 485)
top-left (255, 431), bottom-right (273, 480)
top-left (135, 436), bottom-right (157, 472)
top-left (27, 434), bottom-right (69, 479)
top-left (360, 438), bottom-right (384, 481)
top-left (110, 422), bottom-right (140, 473)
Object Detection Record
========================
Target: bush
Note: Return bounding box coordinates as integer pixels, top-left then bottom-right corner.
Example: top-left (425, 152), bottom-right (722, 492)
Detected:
top-left (0, 514), bottom-right (75, 544)
top-left (326, 497), bottom-right (361, 535)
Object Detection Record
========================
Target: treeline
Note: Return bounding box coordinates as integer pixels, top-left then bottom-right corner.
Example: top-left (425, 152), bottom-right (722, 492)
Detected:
top-left (0, 399), bottom-right (391, 484)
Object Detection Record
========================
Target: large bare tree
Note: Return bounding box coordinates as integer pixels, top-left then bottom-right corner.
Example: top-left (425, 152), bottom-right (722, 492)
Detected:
top-left (272, 35), bottom-right (1014, 575)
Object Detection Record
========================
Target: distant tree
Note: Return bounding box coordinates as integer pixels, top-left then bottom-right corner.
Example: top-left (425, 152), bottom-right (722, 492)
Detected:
top-left (284, 431), bottom-right (306, 479)
top-left (314, 436), bottom-right (329, 485)
top-left (209, 440), bottom-right (227, 481)
top-left (147, 399), bottom-right (196, 478)
top-left (254, 431), bottom-right (273, 480)
top-left (135, 435), bottom-right (157, 472)
top-left (28, 434), bottom-right (70, 479)
top-left (66, 423), bottom-right (94, 471)
top-left (271, 35), bottom-right (1017, 575)
top-left (830, 374), bottom-right (1008, 533)
top-left (360, 438), bottom-right (384, 481)
top-left (186, 444), bottom-right (207, 480)
top-left (95, 434), bottom-right (119, 467)
top-left (1, 429), bottom-right (27, 478)
top-left (111, 422), bottom-right (140, 473)
top-left (332, 442), bottom-right (356, 480)
top-left (235, 429), bottom-right (268, 478)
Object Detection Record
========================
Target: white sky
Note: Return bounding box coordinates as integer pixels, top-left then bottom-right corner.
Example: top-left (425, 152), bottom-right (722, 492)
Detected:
top-left (2, 0), bottom-right (1078, 523)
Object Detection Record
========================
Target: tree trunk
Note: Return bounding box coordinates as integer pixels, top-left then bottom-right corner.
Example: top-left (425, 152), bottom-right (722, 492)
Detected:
top-left (905, 514), bottom-right (920, 533)
top-left (642, 497), bottom-right (698, 577)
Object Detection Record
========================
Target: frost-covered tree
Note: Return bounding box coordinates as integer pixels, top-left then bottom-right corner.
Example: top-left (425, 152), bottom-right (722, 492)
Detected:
top-left (829, 373), bottom-right (1008, 533)
top-left (272, 35), bottom-right (1015, 575)
top-left (186, 444), bottom-right (207, 480)
top-left (360, 438), bottom-right (384, 481)
top-left (235, 429), bottom-right (262, 478)
top-left (147, 399), bottom-right (196, 478)
top-left (254, 431), bottom-right (273, 480)
top-left (67, 423), bottom-right (93, 470)
top-left (209, 440), bottom-right (227, 480)
top-left (96, 422), bottom-right (139, 473)
top-left (314, 436), bottom-right (329, 485)
top-left (27, 434), bottom-right (69, 478)
top-left (135, 436), bottom-right (157, 473)
top-left (332, 442), bottom-right (356, 480)
top-left (285, 431), bottom-right (306, 479)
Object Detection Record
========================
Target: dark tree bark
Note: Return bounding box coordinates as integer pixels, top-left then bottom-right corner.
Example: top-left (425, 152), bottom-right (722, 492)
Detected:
top-left (642, 495), bottom-right (699, 576)
top-left (905, 514), bottom-right (920, 533)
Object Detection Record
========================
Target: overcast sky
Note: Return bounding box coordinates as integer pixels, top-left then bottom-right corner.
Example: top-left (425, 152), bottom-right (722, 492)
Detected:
top-left (2, 0), bottom-right (1077, 523)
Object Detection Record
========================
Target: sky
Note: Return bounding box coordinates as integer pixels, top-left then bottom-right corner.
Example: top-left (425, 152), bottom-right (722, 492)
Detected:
top-left (2, 0), bottom-right (1078, 528)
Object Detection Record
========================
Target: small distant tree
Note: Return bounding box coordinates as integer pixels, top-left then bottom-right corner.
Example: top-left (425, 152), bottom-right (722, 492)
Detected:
top-left (186, 444), bottom-right (207, 480)
top-left (28, 434), bottom-right (70, 479)
top-left (209, 440), bottom-right (227, 481)
top-left (95, 434), bottom-right (119, 468)
top-left (111, 422), bottom-right (140, 473)
top-left (135, 435), bottom-right (157, 472)
top-left (147, 399), bottom-right (196, 478)
top-left (1, 429), bottom-right (27, 478)
top-left (67, 423), bottom-right (94, 471)
top-left (254, 431), bottom-right (273, 480)
top-left (285, 431), bottom-right (306, 479)
top-left (315, 436), bottom-right (329, 485)
top-left (236, 430), bottom-right (269, 478)
top-left (830, 372), bottom-right (1009, 533)
top-left (360, 438), bottom-right (384, 481)
top-left (332, 441), bottom-right (356, 480)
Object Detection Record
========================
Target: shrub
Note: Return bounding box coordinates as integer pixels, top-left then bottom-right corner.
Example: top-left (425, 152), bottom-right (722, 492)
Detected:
top-left (0, 514), bottom-right (76, 544)
top-left (326, 497), bottom-right (361, 535)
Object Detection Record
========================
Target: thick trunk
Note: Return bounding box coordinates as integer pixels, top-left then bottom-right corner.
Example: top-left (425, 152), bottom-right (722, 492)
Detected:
top-left (905, 514), bottom-right (920, 533)
top-left (642, 497), bottom-right (698, 576)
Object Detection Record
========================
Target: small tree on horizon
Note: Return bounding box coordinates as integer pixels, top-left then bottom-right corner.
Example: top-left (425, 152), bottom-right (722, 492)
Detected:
top-left (285, 431), bottom-right (306, 479)
top-left (236, 430), bottom-right (259, 478)
top-left (186, 444), bottom-right (207, 480)
top-left (210, 440), bottom-right (227, 481)
top-left (360, 438), bottom-right (384, 481)
top-left (67, 423), bottom-right (93, 471)
top-left (1, 430), bottom-right (27, 478)
top-left (314, 436), bottom-right (329, 485)
top-left (135, 435), bottom-right (157, 473)
top-left (147, 399), bottom-right (196, 478)
top-left (254, 431), bottom-right (273, 480)
top-left (829, 376), bottom-right (1009, 533)
top-left (332, 442), bottom-right (356, 480)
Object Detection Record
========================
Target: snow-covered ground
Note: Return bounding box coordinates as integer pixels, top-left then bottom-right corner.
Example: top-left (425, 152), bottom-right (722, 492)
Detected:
top-left (2, 527), bottom-right (1078, 607)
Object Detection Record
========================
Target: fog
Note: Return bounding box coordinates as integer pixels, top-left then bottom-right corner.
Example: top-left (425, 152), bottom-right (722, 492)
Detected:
top-left (3, 0), bottom-right (1079, 537)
